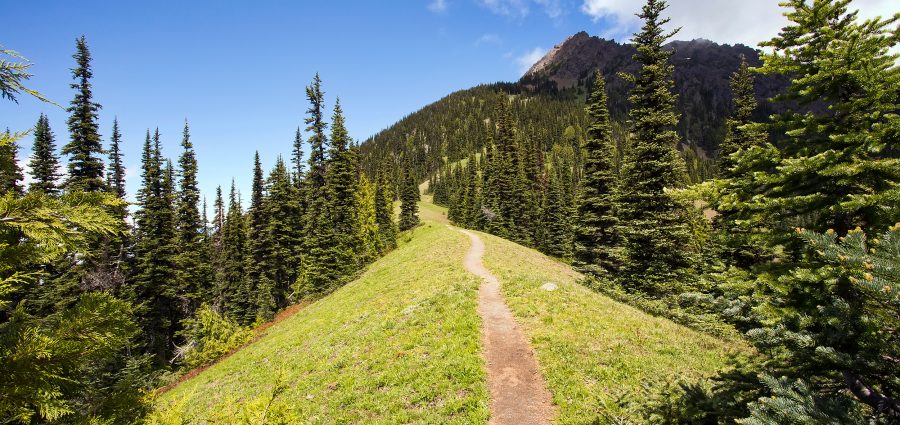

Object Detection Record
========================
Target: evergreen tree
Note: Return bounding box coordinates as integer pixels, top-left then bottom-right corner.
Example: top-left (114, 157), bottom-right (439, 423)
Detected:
top-left (297, 74), bottom-right (336, 296)
top-left (0, 130), bottom-right (24, 195)
top-left (726, 1), bottom-right (900, 419)
top-left (291, 127), bottom-right (304, 187)
top-left (175, 121), bottom-right (211, 315)
top-left (490, 96), bottom-right (532, 244)
top-left (374, 168), bottom-right (397, 253)
top-left (461, 154), bottom-right (483, 230)
top-left (133, 129), bottom-right (178, 365)
top-left (28, 114), bottom-right (61, 195)
top-left (324, 99), bottom-right (359, 276)
top-left (615, 0), bottom-right (695, 295)
top-left (354, 173), bottom-right (380, 264)
top-left (262, 156), bottom-right (302, 311)
top-left (221, 181), bottom-right (250, 323)
top-left (398, 141), bottom-right (420, 231)
top-left (717, 55), bottom-right (765, 175)
top-left (106, 117), bottom-right (126, 198)
top-left (63, 36), bottom-right (105, 193)
top-left (573, 73), bottom-right (620, 278)
top-left (541, 165), bottom-right (573, 258)
top-left (246, 151), bottom-right (273, 320)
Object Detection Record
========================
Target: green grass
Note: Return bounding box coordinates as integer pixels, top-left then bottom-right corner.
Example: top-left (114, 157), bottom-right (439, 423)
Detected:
top-left (478, 229), bottom-right (750, 423)
top-left (151, 222), bottom-right (489, 424)
top-left (153, 200), bottom-right (747, 424)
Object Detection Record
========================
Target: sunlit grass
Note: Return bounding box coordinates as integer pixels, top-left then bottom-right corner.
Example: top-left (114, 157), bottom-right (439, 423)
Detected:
top-left (152, 223), bottom-right (489, 424)
top-left (478, 229), bottom-right (751, 423)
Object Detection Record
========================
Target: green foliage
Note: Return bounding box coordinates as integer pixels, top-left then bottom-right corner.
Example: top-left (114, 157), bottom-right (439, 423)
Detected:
top-left (1, 293), bottom-right (144, 423)
top-left (0, 47), bottom-right (54, 104)
top-left (0, 130), bottom-right (24, 196)
top-left (28, 115), bottom-right (63, 197)
top-left (106, 117), bottom-right (126, 199)
top-left (615, 0), bottom-right (696, 295)
top-left (176, 304), bottom-right (253, 370)
top-left (573, 73), bottom-right (620, 276)
top-left (374, 169), bottom-right (397, 253)
top-left (398, 146), bottom-right (420, 231)
top-left (175, 122), bottom-right (211, 317)
top-left (63, 36), bottom-right (106, 193)
top-left (133, 130), bottom-right (180, 363)
top-left (739, 375), bottom-right (867, 424)
top-left (260, 157), bottom-right (302, 315)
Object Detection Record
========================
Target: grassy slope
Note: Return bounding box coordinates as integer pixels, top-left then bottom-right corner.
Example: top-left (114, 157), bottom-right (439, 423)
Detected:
top-left (153, 200), bottom-right (745, 424)
top-left (152, 222), bottom-right (489, 424)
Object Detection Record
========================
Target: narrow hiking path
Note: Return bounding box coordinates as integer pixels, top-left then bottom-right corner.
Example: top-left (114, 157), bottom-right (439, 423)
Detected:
top-left (458, 228), bottom-right (555, 425)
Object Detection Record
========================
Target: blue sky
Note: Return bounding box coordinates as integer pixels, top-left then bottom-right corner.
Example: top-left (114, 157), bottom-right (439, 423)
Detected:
top-left (2, 0), bottom-right (894, 206)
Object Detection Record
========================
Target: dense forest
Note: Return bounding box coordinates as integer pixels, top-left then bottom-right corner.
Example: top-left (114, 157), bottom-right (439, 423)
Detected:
top-left (366, 0), bottom-right (900, 422)
top-left (0, 40), bottom-right (412, 422)
top-left (1, 0), bottom-right (898, 423)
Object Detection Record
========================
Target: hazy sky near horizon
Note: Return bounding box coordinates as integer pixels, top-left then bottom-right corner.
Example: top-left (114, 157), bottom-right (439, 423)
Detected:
top-left (3, 0), bottom-right (896, 206)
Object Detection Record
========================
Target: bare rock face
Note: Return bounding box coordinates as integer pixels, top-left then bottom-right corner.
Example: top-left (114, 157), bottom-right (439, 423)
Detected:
top-left (520, 32), bottom-right (792, 156)
top-left (524, 31), bottom-right (630, 90)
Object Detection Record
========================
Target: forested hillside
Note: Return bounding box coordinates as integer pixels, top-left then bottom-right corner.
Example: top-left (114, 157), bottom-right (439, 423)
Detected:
top-left (360, 33), bottom-right (796, 187)
top-left (362, 0), bottom-right (900, 422)
top-left (0, 43), bottom-right (412, 422)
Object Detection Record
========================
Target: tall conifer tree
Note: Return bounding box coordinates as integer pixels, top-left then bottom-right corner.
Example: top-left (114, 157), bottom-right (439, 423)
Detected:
top-left (374, 168), bottom-right (397, 252)
top-left (63, 36), bottom-right (105, 192)
top-left (398, 137), bottom-right (420, 231)
top-left (615, 0), bottom-right (695, 295)
top-left (246, 152), bottom-right (273, 320)
top-left (133, 129), bottom-right (178, 364)
top-left (324, 99), bottom-right (359, 275)
top-left (0, 130), bottom-right (24, 195)
top-left (175, 121), bottom-right (211, 312)
top-left (106, 118), bottom-right (126, 199)
top-left (574, 73), bottom-right (620, 278)
top-left (29, 114), bottom-right (61, 195)
top-left (262, 157), bottom-right (301, 311)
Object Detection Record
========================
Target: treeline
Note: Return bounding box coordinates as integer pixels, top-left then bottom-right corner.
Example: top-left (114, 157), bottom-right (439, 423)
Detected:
top-left (427, 0), bottom-right (899, 422)
top-left (0, 40), bottom-right (406, 423)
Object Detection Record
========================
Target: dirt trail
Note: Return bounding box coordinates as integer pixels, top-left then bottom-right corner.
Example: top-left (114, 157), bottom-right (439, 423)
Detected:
top-left (458, 229), bottom-right (554, 425)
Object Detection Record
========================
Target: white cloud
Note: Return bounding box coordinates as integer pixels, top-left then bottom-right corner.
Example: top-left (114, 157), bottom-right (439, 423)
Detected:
top-left (476, 33), bottom-right (503, 46)
top-left (515, 47), bottom-right (548, 73)
top-left (428, 0), bottom-right (448, 13)
top-left (580, 0), bottom-right (898, 45)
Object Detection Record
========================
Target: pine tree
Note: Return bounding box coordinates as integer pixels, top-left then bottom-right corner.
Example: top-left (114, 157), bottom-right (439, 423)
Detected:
top-left (175, 121), bottom-right (211, 315)
top-left (262, 156), bottom-right (302, 311)
top-left (133, 129), bottom-right (178, 365)
top-left (573, 73), bottom-right (620, 278)
top-left (717, 55), bottom-right (765, 175)
top-left (354, 173), bottom-right (380, 264)
top-left (398, 139), bottom-right (420, 231)
top-left (490, 96), bottom-right (532, 244)
top-left (722, 1), bottom-right (900, 419)
top-left (324, 99), bottom-right (359, 276)
top-left (541, 165), bottom-right (573, 258)
top-left (291, 127), bottom-right (305, 187)
top-left (0, 129), bottom-right (24, 195)
top-left (106, 117), bottom-right (126, 198)
top-left (297, 74), bottom-right (336, 296)
top-left (246, 151), bottom-right (273, 320)
top-left (615, 0), bottom-right (695, 295)
top-left (374, 168), bottom-right (397, 253)
top-left (63, 36), bottom-right (105, 193)
top-left (221, 181), bottom-right (250, 323)
top-left (28, 114), bottom-right (62, 195)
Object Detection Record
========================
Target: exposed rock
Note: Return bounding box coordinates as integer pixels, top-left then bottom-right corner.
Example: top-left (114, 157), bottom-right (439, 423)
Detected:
top-left (540, 282), bottom-right (558, 292)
